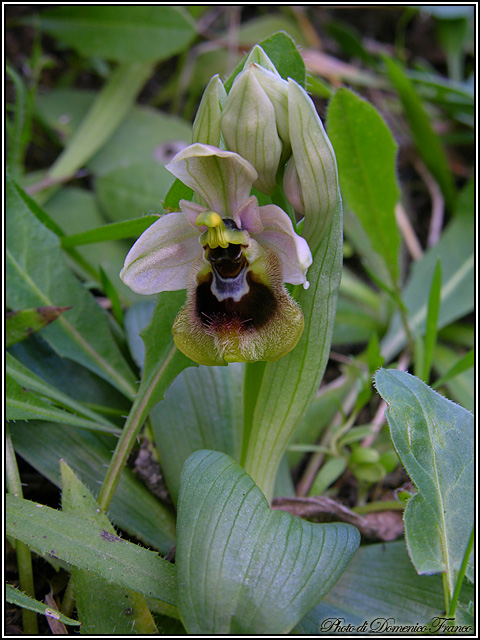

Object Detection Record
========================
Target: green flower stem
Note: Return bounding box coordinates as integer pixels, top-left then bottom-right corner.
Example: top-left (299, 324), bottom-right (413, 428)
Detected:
top-left (60, 579), bottom-right (75, 619)
top-left (97, 347), bottom-right (178, 512)
top-left (442, 573), bottom-right (451, 617)
top-left (97, 388), bottom-right (154, 512)
top-left (37, 62), bottom-right (154, 204)
top-left (6, 426), bottom-right (39, 636)
top-left (447, 525), bottom-right (474, 624)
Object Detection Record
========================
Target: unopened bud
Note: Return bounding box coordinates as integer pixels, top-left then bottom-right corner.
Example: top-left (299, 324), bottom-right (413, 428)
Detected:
top-left (192, 74), bottom-right (227, 146)
top-left (221, 68), bottom-right (282, 195)
top-left (284, 79), bottom-right (339, 251)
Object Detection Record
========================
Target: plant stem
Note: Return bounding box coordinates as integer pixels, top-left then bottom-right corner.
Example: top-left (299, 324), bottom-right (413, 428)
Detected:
top-left (97, 392), bottom-right (151, 511)
top-left (60, 579), bottom-right (76, 618)
top-left (97, 346), bottom-right (178, 511)
top-left (6, 426), bottom-right (39, 636)
top-left (442, 572), bottom-right (451, 617)
top-left (447, 525), bottom-right (474, 624)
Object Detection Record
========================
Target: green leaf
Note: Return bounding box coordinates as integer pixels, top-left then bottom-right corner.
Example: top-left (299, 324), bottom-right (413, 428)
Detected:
top-left (6, 494), bottom-right (177, 613)
top-left (374, 369), bottom-right (474, 595)
top-left (162, 178), bottom-right (193, 213)
top-left (6, 306), bottom-right (71, 347)
top-left (327, 87), bottom-right (400, 285)
top-left (308, 457), bottom-right (347, 496)
top-left (243, 198), bottom-right (343, 500)
top-left (10, 422), bottom-right (175, 553)
top-left (32, 6), bottom-right (196, 63)
top-left (381, 179), bottom-right (474, 361)
top-left (422, 259), bottom-right (442, 382)
top-left (296, 540), bottom-right (474, 632)
top-left (150, 364), bottom-right (244, 504)
top-left (224, 31), bottom-right (306, 92)
top-left (99, 266), bottom-right (124, 327)
top-left (95, 163), bottom-right (173, 222)
top-left (124, 302), bottom-right (156, 368)
top-left (45, 187), bottom-right (141, 304)
top-left (433, 346), bottom-right (474, 390)
top-left (61, 215), bottom-right (159, 247)
top-left (6, 175), bottom-right (137, 397)
top-left (237, 17), bottom-right (308, 51)
top-left (343, 203), bottom-right (392, 288)
top-left (6, 584), bottom-right (80, 627)
top-left (6, 352), bottom-right (120, 433)
top-left (6, 373), bottom-right (118, 434)
top-left (9, 335), bottom-right (131, 416)
top-left (176, 450), bottom-right (360, 634)
top-left (138, 291), bottom-right (195, 410)
top-left (61, 461), bottom-right (157, 635)
top-left (255, 30), bottom-right (306, 86)
top-left (384, 56), bottom-right (456, 211)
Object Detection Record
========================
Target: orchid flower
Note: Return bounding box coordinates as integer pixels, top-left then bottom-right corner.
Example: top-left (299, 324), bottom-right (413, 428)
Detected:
top-left (120, 143), bottom-right (312, 366)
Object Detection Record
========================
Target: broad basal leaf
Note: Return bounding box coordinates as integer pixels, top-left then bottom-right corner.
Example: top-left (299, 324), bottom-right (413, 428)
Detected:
top-left (296, 540), bottom-right (474, 633)
top-left (374, 369), bottom-right (474, 594)
top-left (35, 90), bottom-right (192, 177)
top-left (150, 364), bottom-right (244, 504)
top-left (176, 450), bottom-right (360, 634)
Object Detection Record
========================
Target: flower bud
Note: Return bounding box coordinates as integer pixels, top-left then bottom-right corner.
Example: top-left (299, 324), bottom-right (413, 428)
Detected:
top-left (243, 44), bottom-right (279, 74)
top-left (221, 67), bottom-right (282, 195)
top-left (283, 79), bottom-right (339, 251)
top-left (192, 74), bottom-right (227, 146)
top-left (250, 63), bottom-right (290, 158)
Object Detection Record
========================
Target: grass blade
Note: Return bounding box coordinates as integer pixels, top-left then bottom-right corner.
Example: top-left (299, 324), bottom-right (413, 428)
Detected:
top-left (422, 259), bottom-right (442, 382)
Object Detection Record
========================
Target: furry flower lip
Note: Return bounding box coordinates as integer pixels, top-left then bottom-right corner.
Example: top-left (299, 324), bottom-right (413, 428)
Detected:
top-left (120, 143), bottom-right (312, 366)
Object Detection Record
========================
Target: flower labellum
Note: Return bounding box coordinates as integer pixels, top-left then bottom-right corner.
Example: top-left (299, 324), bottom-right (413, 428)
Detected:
top-left (120, 144), bottom-right (312, 366)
